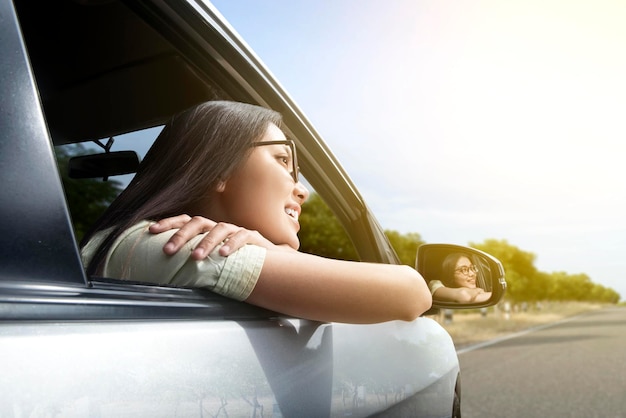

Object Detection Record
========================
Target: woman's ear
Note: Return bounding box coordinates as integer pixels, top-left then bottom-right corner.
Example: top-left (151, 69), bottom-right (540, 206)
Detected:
top-left (216, 180), bottom-right (227, 193)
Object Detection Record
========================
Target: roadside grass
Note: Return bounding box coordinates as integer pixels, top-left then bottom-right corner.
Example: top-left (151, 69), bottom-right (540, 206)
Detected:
top-left (429, 302), bottom-right (607, 349)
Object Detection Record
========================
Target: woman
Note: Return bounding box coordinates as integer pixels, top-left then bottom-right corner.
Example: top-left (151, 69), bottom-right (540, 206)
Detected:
top-left (428, 252), bottom-right (491, 303)
top-left (81, 101), bottom-right (431, 324)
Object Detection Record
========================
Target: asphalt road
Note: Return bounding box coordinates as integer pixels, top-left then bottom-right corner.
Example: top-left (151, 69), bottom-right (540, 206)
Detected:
top-left (457, 307), bottom-right (626, 417)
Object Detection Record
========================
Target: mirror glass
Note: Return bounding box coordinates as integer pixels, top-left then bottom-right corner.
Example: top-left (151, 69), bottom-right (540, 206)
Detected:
top-left (416, 244), bottom-right (506, 308)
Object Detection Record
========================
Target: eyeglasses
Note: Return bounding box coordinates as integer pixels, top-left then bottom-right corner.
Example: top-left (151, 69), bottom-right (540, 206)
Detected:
top-left (455, 265), bottom-right (478, 276)
top-left (251, 139), bottom-right (299, 183)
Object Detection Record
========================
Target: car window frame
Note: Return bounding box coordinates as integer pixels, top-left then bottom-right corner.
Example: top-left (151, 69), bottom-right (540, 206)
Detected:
top-left (0, 0), bottom-right (85, 286)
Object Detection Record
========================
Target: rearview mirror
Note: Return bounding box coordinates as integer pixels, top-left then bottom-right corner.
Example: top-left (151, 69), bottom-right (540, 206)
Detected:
top-left (416, 244), bottom-right (506, 309)
top-left (68, 151), bottom-right (140, 179)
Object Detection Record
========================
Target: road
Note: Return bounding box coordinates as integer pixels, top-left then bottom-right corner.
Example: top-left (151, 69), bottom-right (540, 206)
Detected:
top-left (457, 307), bottom-right (626, 417)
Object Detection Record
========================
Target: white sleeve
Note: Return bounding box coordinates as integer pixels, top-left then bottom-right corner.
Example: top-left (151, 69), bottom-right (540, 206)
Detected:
top-left (428, 279), bottom-right (445, 296)
top-left (103, 221), bottom-right (266, 301)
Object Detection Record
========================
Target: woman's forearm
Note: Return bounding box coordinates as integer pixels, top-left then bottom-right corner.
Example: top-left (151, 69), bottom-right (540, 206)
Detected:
top-left (433, 286), bottom-right (486, 303)
top-left (246, 250), bottom-right (432, 324)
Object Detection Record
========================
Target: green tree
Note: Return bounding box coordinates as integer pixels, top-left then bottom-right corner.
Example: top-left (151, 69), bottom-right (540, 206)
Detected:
top-left (566, 273), bottom-right (594, 301)
top-left (471, 239), bottom-right (621, 303)
top-left (470, 239), bottom-right (542, 302)
top-left (545, 271), bottom-right (620, 303)
top-left (384, 230), bottom-right (424, 266)
top-left (590, 284), bottom-right (620, 304)
top-left (55, 144), bottom-right (123, 241)
top-left (298, 194), bottom-right (424, 265)
top-left (298, 193), bottom-right (358, 261)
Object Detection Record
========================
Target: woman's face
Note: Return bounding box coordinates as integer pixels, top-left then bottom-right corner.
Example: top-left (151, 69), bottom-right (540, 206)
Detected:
top-left (453, 256), bottom-right (477, 288)
top-left (214, 123), bottom-right (309, 249)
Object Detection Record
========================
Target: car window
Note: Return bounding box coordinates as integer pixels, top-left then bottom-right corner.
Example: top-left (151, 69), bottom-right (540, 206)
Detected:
top-left (56, 129), bottom-right (359, 262)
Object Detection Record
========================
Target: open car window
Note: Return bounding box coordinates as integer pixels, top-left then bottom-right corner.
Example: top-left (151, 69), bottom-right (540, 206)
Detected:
top-left (56, 128), bottom-right (359, 264)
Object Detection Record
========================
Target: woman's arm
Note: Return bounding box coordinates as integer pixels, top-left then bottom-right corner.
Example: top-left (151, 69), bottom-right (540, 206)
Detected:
top-left (151, 215), bottom-right (432, 324)
top-left (249, 249), bottom-right (431, 324)
top-left (432, 286), bottom-right (491, 304)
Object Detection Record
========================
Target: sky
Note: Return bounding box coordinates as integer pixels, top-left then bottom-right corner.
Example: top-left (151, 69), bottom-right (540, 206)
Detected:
top-left (207, 0), bottom-right (626, 300)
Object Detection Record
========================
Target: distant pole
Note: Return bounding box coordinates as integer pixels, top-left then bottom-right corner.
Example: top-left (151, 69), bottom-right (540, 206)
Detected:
top-left (503, 301), bottom-right (511, 320)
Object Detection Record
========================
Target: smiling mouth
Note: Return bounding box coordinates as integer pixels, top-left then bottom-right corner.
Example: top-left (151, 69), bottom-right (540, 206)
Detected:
top-left (285, 208), bottom-right (299, 221)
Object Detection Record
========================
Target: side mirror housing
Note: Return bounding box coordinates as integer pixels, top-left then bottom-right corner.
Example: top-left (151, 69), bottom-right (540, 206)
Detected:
top-left (416, 243), bottom-right (506, 309)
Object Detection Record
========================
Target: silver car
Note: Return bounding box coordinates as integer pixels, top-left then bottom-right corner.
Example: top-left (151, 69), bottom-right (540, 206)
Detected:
top-left (0, 0), bottom-right (505, 416)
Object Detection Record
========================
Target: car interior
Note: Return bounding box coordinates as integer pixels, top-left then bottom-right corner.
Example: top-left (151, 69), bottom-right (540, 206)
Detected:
top-left (16, 0), bottom-right (229, 146)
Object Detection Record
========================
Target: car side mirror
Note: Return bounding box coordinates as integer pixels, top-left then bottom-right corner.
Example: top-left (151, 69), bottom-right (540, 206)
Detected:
top-left (416, 243), bottom-right (506, 309)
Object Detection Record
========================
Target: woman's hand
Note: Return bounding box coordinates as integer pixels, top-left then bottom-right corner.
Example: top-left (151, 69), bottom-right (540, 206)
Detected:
top-left (433, 285), bottom-right (492, 304)
top-left (149, 215), bottom-right (289, 260)
top-left (458, 287), bottom-right (491, 303)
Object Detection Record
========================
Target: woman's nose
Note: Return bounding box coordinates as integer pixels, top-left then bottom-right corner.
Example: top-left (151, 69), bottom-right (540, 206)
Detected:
top-left (294, 181), bottom-right (310, 204)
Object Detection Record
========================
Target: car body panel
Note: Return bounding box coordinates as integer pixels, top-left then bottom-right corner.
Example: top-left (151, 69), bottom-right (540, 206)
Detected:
top-left (0, 283), bottom-right (457, 417)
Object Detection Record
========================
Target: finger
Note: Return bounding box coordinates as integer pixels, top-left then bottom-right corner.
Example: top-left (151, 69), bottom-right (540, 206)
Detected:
top-left (149, 214), bottom-right (193, 233)
top-left (216, 227), bottom-right (251, 256)
top-left (218, 234), bottom-right (243, 257)
top-left (190, 235), bottom-right (222, 260)
top-left (190, 222), bottom-right (241, 260)
top-left (218, 229), bottom-right (273, 256)
top-left (163, 217), bottom-right (217, 255)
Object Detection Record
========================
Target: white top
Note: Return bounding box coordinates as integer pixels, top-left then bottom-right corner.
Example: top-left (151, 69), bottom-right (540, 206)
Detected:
top-left (428, 279), bottom-right (445, 296)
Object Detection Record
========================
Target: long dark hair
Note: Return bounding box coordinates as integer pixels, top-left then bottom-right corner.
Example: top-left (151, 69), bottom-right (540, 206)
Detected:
top-left (81, 100), bottom-right (282, 275)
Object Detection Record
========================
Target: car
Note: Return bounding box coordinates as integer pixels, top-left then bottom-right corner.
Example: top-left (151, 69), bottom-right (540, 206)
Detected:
top-left (0, 0), bottom-right (505, 417)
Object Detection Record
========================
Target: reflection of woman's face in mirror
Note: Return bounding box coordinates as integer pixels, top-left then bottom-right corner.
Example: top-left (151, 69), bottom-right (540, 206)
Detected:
top-left (431, 251), bottom-right (492, 304)
top-left (452, 256), bottom-right (477, 288)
